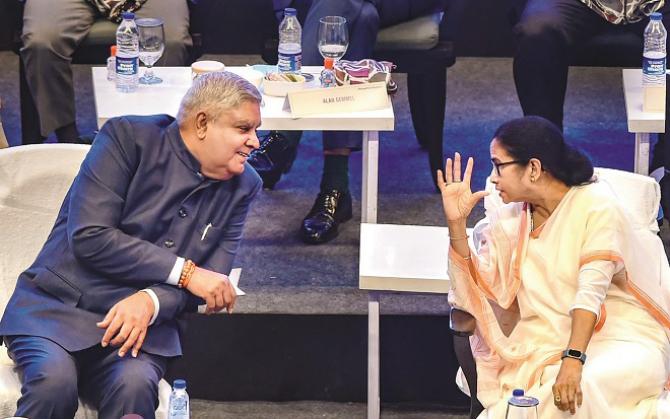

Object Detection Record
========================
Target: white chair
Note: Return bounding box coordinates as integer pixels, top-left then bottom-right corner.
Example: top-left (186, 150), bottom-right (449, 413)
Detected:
top-left (0, 144), bottom-right (170, 418)
top-left (0, 98), bottom-right (9, 149)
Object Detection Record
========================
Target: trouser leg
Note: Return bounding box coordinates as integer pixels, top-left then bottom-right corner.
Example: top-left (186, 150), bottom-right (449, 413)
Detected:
top-left (136, 0), bottom-right (192, 65)
top-left (20, 0), bottom-right (95, 137)
top-left (78, 344), bottom-right (167, 419)
top-left (512, 0), bottom-right (605, 130)
top-left (6, 335), bottom-right (80, 419)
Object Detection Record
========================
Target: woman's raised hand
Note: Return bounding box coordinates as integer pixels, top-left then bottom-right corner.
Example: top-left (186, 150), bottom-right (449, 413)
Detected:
top-left (437, 152), bottom-right (488, 223)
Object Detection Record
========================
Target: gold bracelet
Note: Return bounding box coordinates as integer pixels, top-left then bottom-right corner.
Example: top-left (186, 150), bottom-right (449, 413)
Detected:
top-left (462, 255), bottom-right (471, 260)
top-left (450, 234), bottom-right (470, 241)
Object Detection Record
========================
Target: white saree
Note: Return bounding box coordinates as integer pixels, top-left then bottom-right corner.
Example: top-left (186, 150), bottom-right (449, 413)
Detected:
top-left (448, 181), bottom-right (670, 418)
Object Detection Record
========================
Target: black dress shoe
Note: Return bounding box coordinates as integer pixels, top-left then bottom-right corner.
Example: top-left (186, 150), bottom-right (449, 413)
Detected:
top-left (248, 131), bottom-right (298, 189)
top-left (301, 190), bottom-right (353, 244)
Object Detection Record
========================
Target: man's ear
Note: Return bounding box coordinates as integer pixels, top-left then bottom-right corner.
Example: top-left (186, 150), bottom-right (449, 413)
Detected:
top-left (195, 112), bottom-right (208, 140)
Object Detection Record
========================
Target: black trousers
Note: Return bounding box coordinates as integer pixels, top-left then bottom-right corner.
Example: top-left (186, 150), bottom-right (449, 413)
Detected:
top-left (513, 0), bottom-right (670, 169)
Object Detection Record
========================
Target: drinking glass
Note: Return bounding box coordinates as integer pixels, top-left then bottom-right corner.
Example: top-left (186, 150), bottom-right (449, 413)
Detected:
top-left (317, 16), bottom-right (348, 61)
top-left (137, 18), bottom-right (165, 84)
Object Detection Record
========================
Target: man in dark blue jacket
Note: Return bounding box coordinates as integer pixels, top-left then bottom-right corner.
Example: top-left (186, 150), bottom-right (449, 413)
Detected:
top-left (0, 71), bottom-right (262, 419)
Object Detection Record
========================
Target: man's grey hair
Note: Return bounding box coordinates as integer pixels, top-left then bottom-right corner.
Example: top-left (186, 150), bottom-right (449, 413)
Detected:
top-left (177, 71), bottom-right (262, 123)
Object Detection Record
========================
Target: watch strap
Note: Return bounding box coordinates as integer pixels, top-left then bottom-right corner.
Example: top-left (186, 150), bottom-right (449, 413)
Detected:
top-left (561, 348), bottom-right (587, 364)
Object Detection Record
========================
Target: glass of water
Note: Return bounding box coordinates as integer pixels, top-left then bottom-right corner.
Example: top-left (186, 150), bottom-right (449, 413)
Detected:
top-left (318, 16), bottom-right (348, 62)
top-left (137, 18), bottom-right (165, 85)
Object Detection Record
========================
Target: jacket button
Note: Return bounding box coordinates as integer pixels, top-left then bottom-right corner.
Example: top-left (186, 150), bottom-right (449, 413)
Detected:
top-left (164, 239), bottom-right (175, 248)
top-left (178, 208), bottom-right (187, 218)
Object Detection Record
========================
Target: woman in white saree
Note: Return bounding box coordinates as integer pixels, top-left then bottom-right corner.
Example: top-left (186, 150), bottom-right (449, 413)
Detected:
top-left (441, 116), bottom-right (670, 418)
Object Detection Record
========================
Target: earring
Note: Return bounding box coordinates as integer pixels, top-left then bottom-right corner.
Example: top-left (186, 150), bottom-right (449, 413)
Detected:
top-left (531, 176), bottom-right (536, 182)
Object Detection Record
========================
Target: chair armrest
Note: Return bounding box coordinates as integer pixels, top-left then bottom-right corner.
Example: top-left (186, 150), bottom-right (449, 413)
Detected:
top-left (449, 306), bottom-right (476, 337)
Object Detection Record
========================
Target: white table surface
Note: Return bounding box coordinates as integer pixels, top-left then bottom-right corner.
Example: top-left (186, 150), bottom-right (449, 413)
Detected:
top-left (622, 69), bottom-right (667, 175)
top-left (92, 66), bottom-right (395, 132)
top-left (359, 223), bottom-right (455, 293)
top-left (622, 69), bottom-right (665, 133)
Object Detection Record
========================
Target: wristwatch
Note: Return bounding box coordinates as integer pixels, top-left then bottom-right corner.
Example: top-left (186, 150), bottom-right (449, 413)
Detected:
top-left (561, 349), bottom-right (587, 364)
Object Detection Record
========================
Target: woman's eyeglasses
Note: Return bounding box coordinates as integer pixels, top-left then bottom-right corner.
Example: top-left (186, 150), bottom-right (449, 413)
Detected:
top-left (491, 159), bottom-right (524, 176)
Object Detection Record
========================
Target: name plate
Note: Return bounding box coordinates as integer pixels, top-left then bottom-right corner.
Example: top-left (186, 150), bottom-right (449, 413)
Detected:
top-left (285, 82), bottom-right (389, 117)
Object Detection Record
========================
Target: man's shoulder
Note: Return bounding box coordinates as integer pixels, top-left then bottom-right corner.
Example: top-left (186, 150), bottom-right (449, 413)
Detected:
top-left (107, 114), bottom-right (175, 132)
top-left (238, 163), bottom-right (263, 194)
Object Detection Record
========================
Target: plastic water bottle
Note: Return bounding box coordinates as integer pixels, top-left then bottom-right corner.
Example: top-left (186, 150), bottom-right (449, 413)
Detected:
top-left (107, 45), bottom-right (117, 82)
top-left (277, 8), bottom-right (302, 73)
top-left (115, 12), bottom-right (139, 93)
top-left (167, 379), bottom-right (190, 419)
top-left (320, 57), bottom-right (336, 87)
top-left (505, 389), bottom-right (539, 419)
top-left (643, 12), bottom-right (667, 112)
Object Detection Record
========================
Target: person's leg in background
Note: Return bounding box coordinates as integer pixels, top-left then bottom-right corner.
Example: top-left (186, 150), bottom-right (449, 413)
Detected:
top-left (300, 0), bottom-right (379, 244)
top-left (512, 0), bottom-right (606, 130)
top-left (135, 0), bottom-right (192, 66)
top-left (21, 0), bottom-right (96, 142)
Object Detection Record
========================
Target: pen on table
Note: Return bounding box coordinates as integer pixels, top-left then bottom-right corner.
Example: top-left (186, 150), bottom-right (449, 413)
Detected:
top-left (201, 222), bottom-right (212, 241)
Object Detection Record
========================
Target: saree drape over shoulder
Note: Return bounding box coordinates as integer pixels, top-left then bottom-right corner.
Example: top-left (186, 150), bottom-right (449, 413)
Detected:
top-left (448, 182), bottom-right (670, 419)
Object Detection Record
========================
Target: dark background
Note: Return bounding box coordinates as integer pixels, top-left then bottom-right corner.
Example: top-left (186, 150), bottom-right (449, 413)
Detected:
top-left (0, 0), bottom-right (517, 57)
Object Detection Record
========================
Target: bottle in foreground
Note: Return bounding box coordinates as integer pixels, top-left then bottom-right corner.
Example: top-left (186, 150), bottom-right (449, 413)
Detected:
top-left (107, 45), bottom-right (117, 82)
top-left (643, 12), bottom-right (667, 112)
top-left (320, 57), bottom-right (336, 87)
top-left (116, 12), bottom-right (140, 93)
top-left (505, 388), bottom-right (539, 419)
top-left (278, 8), bottom-right (302, 73)
top-left (168, 379), bottom-right (190, 419)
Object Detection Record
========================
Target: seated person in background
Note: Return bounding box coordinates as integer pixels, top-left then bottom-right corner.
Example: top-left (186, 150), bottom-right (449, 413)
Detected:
top-left (252, 0), bottom-right (446, 244)
top-left (21, 0), bottom-right (192, 143)
top-left (511, 0), bottom-right (670, 216)
top-left (440, 116), bottom-right (670, 418)
top-left (0, 72), bottom-right (262, 419)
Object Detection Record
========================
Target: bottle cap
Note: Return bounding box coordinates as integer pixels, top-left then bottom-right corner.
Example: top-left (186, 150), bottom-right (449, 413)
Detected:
top-left (110, 45), bottom-right (117, 56)
top-left (651, 12), bottom-right (663, 20)
top-left (512, 389), bottom-right (524, 397)
top-left (122, 12), bottom-right (135, 20)
top-left (173, 379), bottom-right (187, 389)
top-left (284, 8), bottom-right (297, 16)
top-left (324, 57), bottom-right (334, 69)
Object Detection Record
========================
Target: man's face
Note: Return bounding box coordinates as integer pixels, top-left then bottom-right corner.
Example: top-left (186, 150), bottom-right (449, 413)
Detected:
top-left (199, 101), bottom-right (262, 180)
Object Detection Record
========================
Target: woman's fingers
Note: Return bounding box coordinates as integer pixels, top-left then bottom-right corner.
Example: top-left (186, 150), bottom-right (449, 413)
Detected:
top-left (463, 157), bottom-right (474, 185)
top-left (445, 158), bottom-right (453, 183)
top-left (453, 153), bottom-right (462, 182)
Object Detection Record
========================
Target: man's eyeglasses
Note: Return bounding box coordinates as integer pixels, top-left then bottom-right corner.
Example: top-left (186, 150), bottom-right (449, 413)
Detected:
top-left (491, 159), bottom-right (524, 176)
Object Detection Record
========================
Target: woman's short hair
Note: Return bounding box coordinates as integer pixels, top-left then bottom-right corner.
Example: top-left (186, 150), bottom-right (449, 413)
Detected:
top-left (177, 71), bottom-right (262, 123)
top-left (493, 116), bottom-right (593, 186)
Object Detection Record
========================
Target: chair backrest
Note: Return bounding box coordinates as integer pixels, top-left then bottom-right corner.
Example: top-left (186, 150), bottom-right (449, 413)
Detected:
top-left (0, 144), bottom-right (90, 314)
top-left (473, 167), bottom-right (661, 250)
top-left (0, 98), bottom-right (8, 149)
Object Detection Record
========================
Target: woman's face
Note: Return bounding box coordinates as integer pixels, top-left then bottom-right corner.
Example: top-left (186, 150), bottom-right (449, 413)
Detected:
top-left (489, 138), bottom-right (531, 204)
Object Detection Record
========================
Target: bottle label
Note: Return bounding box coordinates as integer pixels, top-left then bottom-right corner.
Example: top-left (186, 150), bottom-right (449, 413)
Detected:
top-left (644, 55), bottom-right (666, 76)
top-left (116, 56), bottom-right (138, 76)
top-left (278, 51), bottom-right (302, 73)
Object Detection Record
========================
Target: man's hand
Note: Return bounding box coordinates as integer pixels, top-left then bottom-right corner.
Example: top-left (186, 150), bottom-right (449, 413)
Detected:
top-left (552, 358), bottom-right (583, 415)
top-left (97, 291), bottom-right (154, 357)
top-left (186, 267), bottom-right (236, 314)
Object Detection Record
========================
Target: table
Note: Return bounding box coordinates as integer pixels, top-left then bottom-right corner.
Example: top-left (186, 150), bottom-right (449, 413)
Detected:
top-left (359, 223), bottom-right (474, 419)
top-left (92, 66), bottom-right (394, 224)
top-left (622, 69), bottom-right (666, 175)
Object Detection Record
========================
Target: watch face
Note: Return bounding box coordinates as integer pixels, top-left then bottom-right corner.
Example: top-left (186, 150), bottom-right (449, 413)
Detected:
top-left (567, 349), bottom-right (582, 357)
